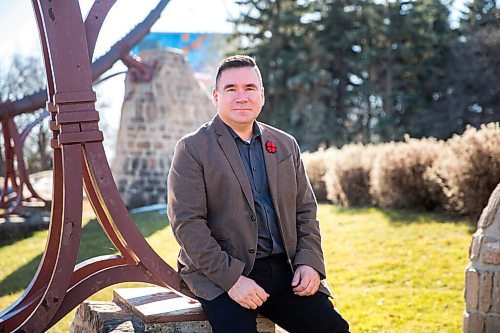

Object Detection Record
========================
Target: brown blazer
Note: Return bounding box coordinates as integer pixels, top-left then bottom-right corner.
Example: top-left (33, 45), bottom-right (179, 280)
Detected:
top-left (167, 114), bottom-right (331, 300)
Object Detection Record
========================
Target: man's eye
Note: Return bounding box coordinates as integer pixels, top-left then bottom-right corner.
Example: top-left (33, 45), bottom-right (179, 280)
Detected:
top-left (226, 88), bottom-right (236, 92)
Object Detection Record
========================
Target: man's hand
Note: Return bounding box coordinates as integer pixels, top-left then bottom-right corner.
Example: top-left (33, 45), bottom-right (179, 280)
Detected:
top-left (228, 275), bottom-right (269, 309)
top-left (291, 265), bottom-right (320, 296)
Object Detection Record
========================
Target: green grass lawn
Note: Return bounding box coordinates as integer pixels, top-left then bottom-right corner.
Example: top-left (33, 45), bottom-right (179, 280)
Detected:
top-left (0, 204), bottom-right (473, 332)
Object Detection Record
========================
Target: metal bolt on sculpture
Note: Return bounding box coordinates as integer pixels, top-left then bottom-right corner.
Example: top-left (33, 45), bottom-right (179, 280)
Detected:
top-left (0, 1), bottom-right (193, 332)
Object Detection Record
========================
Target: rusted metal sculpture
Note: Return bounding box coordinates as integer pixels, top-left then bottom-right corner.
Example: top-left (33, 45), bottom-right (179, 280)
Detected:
top-left (0, 112), bottom-right (50, 216)
top-left (0, 0), bottom-right (165, 216)
top-left (0, 1), bottom-right (194, 332)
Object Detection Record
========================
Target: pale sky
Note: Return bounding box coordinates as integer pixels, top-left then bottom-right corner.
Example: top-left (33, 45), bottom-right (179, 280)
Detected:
top-left (0, 0), bottom-right (240, 63)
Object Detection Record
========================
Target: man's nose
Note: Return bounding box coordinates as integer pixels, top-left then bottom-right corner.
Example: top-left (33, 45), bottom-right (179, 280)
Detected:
top-left (235, 91), bottom-right (249, 102)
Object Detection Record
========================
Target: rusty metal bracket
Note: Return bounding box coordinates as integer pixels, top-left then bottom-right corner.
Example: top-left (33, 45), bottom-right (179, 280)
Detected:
top-left (121, 53), bottom-right (158, 83)
top-left (0, 116), bottom-right (49, 216)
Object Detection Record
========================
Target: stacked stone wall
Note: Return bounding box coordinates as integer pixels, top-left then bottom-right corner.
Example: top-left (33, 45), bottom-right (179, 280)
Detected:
top-left (111, 49), bottom-right (214, 208)
top-left (464, 183), bottom-right (500, 333)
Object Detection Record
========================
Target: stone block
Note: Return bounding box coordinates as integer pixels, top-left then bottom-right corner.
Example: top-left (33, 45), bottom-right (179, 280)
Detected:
top-left (485, 315), bottom-right (500, 333)
top-left (479, 271), bottom-right (493, 313)
top-left (493, 272), bottom-right (500, 314)
top-left (466, 268), bottom-right (480, 311)
top-left (478, 184), bottom-right (499, 229)
top-left (470, 234), bottom-right (482, 261)
top-left (464, 312), bottom-right (485, 333)
top-left (71, 301), bottom-right (146, 333)
top-left (481, 238), bottom-right (500, 265)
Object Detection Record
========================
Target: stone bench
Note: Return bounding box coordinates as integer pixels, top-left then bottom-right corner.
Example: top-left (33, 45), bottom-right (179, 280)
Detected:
top-left (71, 287), bottom-right (285, 333)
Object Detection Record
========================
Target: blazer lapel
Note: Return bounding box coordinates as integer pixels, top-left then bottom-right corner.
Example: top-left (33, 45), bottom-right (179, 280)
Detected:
top-left (213, 115), bottom-right (256, 213)
top-left (259, 123), bottom-right (281, 222)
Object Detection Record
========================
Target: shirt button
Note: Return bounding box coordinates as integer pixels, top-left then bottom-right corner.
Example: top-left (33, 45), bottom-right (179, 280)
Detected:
top-left (252, 167), bottom-right (256, 172)
top-left (266, 209), bottom-right (271, 213)
top-left (251, 215), bottom-right (256, 221)
top-left (249, 249), bottom-right (255, 254)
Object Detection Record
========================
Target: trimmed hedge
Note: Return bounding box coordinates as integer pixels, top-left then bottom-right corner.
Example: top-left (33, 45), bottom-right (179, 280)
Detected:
top-left (302, 148), bottom-right (335, 202)
top-left (323, 144), bottom-right (376, 207)
top-left (303, 122), bottom-right (500, 218)
top-left (425, 123), bottom-right (500, 218)
top-left (370, 137), bottom-right (444, 210)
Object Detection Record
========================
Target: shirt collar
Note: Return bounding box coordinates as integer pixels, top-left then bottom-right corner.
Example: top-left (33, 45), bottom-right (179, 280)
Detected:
top-left (226, 121), bottom-right (262, 144)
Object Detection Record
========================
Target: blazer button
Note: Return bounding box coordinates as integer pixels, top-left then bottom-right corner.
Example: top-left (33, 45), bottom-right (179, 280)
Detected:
top-left (250, 215), bottom-right (256, 221)
top-left (249, 249), bottom-right (255, 254)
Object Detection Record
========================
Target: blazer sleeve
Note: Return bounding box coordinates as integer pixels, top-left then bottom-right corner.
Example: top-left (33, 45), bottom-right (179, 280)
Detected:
top-left (167, 137), bottom-right (246, 291)
top-left (291, 139), bottom-right (327, 279)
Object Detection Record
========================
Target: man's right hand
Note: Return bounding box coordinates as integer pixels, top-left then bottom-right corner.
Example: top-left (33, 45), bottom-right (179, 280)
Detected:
top-left (228, 275), bottom-right (269, 309)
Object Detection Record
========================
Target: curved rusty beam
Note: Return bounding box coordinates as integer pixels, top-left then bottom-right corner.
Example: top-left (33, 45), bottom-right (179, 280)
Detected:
top-left (93, 70), bottom-right (127, 86)
top-left (0, 0), bottom-right (170, 120)
top-left (0, 120), bottom-right (23, 215)
top-left (70, 255), bottom-right (132, 287)
top-left (0, 114), bottom-right (49, 215)
top-left (46, 263), bottom-right (158, 330)
top-left (18, 112), bottom-right (50, 203)
top-left (17, 144), bottom-right (85, 332)
top-left (83, 141), bottom-right (194, 297)
top-left (3, 121), bottom-right (25, 215)
top-left (20, 111), bottom-right (49, 141)
top-left (32, 0), bottom-right (55, 100)
top-left (0, 144), bottom-right (63, 324)
top-left (82, 163), bottom-right (131, 255)
top-left (121, 54), bottom-right (158, 82)
top-left (85, 0), bottom-right (118, 59)
top-left (0, 120), bottom-right (18, 210)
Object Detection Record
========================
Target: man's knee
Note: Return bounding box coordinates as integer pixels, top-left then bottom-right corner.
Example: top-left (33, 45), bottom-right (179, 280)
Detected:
top-left (327, 309), bottom-right (350, 333)
top-left (314, 294), bottom-right (350, 333)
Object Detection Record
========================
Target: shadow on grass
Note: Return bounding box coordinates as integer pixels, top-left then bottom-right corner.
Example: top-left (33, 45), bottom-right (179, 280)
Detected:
top-left (330, 205), bottom-right (476, 232)
top-left (0, 225), bottom-right (47, 248)
top-left (378, 208), bottom-right (475, 229)
top-left (0, 211), bottom-right (169, 297)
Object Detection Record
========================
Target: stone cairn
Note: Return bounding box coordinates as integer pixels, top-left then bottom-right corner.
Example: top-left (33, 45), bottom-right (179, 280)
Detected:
top-left (112, 49), bottom-right (214, 208)
top-left (464, 183), bottom-right (500, 333)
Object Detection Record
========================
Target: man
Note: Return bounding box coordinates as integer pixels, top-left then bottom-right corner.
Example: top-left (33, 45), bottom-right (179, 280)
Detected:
top-left (167, 55), bottom-right (349, 333)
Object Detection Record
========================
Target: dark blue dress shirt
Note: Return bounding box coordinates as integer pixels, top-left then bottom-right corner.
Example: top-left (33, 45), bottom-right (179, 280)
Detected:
top-left (227, 123), bottom-right (285, 258)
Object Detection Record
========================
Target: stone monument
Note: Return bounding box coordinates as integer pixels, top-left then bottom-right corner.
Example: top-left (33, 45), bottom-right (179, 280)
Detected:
top-left (464, 183), bottom-right (500, 332)
top-left (112, 49), bottom-right (214, 208)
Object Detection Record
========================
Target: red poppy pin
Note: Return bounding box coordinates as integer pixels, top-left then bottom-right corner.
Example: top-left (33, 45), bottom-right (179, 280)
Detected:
top-left (266, 141), bottom-right (277, 154)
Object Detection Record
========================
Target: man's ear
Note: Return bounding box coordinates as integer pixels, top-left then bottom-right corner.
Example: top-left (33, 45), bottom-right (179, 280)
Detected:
top-left (212, 88), bottom-right (219, 108)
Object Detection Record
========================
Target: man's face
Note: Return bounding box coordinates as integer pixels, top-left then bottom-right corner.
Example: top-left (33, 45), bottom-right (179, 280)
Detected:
top-left (212, 66), bottom-right (265, 128)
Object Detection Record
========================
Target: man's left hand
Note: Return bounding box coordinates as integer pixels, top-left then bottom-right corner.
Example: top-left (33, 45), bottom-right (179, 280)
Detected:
top-left (291, 265), bottom-right (320, 296)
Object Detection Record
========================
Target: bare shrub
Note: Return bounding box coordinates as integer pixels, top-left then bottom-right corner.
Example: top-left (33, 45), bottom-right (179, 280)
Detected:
top-left (323, 144), bottom-right (376, 206)
top-left (303, 148), bottom-right (336, 202)
top-left (370, 137), bottom-right (444, 210)
top-left (425, 123), bottom-right (500, 218)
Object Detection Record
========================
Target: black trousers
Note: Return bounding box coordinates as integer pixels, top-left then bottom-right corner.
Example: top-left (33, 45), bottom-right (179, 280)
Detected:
top-left (198, 255), bottom-right (350, 333)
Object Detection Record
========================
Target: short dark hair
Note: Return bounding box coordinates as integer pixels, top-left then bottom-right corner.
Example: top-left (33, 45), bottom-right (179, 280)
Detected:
top-left (214, 55), bottom-right (262, 89)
